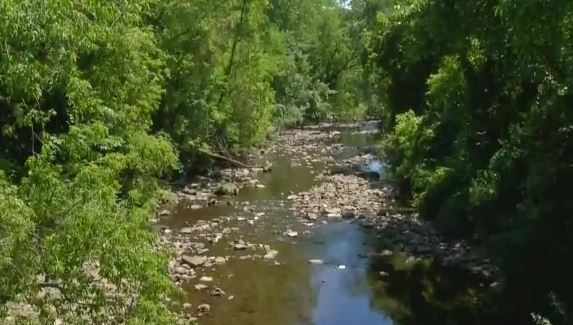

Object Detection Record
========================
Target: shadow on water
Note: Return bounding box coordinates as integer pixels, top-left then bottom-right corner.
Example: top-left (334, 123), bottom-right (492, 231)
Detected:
top-left (162, 125), bottom-right (518, 325)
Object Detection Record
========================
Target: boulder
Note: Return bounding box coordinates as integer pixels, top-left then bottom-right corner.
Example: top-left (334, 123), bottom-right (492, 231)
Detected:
top-left (181, 255), bottom-right (207, 268)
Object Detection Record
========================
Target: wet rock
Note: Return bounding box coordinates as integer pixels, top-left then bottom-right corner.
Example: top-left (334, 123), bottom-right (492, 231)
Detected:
top-left (183, 303), bottom-right (192, 310)
top-left (263, 250), bottom-right (279, 260)
top-left (285, 230), bottom-right (298, 238)
top-left (210, 287), bottom-right (226, 297)
top-left (181, 255), bottom-right (207, 268)
top-left (308, 259), bottom-right (324, 265)
top-left (234, 243), bottom-right (248, 250)
top-left (197, 304), bottom-right (211, 313)
top-left (338, 265), bottom-right (347, 270)
top-left (200, 276), bottom-right (213, 282)
top-left (342, 211), bottom-right (355, 219)
top-left (228, 295), bottom-right (235, 300)
top-left (194, 284), bottom-right (208, 291)
top-left (158, 210), bottom-right (171, 217)
top-left (214, 256), bottom-right (227, 265)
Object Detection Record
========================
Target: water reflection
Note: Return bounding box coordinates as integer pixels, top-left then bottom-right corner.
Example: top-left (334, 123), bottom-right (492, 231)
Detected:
top-left (308, 222), bottom-right (393, 325)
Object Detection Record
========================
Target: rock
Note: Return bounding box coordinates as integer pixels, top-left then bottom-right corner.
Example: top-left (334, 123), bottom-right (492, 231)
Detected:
top-left (285, 231), bottom-right (298, 238)
top-left (174, 266), bottom-right (187, 274)
top-left (228, 295), bottom-right (235, 300)
top-left (214, 256), bottom-right (227, 265)
top-left (190, 204), bottom-right (203, 210)
top-left (338, 265), bottom-right (347, 270)
top-left (305, 213), bottom-right (318, 221)
top-left (256, 184), bottom-right (266, 188)
top-left (342, 211), bottom-right (355, 219)
top-left (182, 187), bottom-right (197, 195)
top-left (380, 250), bottom-right (394, 257)
top-left (181, 255), bottom-right (207, 268)
top-left (234, 243), bottom-right (248, 251)
top-left (263, 250), bottom-right (279, 260)
top-left (210, 287), bottom-right (226, 297)
top-left (326, 213), bottom-right (342, 219)
top-left (379, 271), bottom-right (389, 278)
top-left (163, 228), bottom-right (172, 234)
top-left (197, 304), bottom-right (211, 313)
top-left (158, 210), bottom-right (171, 217)
top-left (200, 276), bottom-right (213, 282)
top-left (180, 227), bottom-right (194, 234)
top-left (183, 303), bottom-right (192, 310)
top-left (215, 183), bottom-right (239, 196)
top-left (287, 195), bottom-right (298, 200)
top-left (308, 259), bottom-right (324, 265)
top-left (194, 284), bottom-right (208, 291)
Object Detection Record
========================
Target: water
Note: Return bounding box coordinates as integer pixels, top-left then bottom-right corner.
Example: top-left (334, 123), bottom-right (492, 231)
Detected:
top-left (162, 125), bottom-right (501, 325)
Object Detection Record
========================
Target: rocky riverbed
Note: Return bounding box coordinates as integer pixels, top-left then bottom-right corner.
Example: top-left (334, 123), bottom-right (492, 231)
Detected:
top-left (154, 121), bottom-right (498, 324)
top-left (1, 121), bottom-right (500, 325)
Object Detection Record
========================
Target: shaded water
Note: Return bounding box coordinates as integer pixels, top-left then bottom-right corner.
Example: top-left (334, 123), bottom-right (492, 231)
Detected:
top-left (163, 125), bottom-right (499, 325)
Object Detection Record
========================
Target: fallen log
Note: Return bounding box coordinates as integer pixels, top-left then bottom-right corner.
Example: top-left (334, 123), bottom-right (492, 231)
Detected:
top-left (198, 148), bottom-right (260, 169)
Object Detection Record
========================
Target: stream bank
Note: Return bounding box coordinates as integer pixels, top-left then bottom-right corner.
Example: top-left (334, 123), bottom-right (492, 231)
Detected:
top-left (155, 121), bottom-right (505, 324)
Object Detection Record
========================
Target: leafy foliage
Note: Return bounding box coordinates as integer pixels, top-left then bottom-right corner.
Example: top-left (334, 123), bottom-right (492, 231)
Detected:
top-left (0, 0), bottom-right (368, 322)
top-left (366, 0), bottom-right (573, 322)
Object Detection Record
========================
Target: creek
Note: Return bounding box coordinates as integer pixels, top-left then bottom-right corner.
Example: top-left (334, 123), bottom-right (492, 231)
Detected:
top-left (160, 122), bottom-right (502, 325)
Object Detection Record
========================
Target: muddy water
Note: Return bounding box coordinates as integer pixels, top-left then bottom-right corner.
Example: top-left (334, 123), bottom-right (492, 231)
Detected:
top-left (162, 126), bottom-right (497, 325)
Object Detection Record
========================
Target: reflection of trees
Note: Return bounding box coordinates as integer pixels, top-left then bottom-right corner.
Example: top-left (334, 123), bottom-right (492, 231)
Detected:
top-left (365, 254), bottom-right (518, 325)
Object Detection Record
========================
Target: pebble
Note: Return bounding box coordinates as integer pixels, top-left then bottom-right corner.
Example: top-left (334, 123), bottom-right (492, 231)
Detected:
top-left (308, 259), bottom-right (324, 265)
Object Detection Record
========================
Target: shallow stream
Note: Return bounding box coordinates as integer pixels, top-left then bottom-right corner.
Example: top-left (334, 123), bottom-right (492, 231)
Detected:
top-left (161, 123), bottom-right (500, 325)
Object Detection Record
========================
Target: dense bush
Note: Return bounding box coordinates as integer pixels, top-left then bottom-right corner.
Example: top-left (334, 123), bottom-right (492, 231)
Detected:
top-left (0, 0), bottom-right (367, 322)
top-left (367, 0), bottom-right (573, 322)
